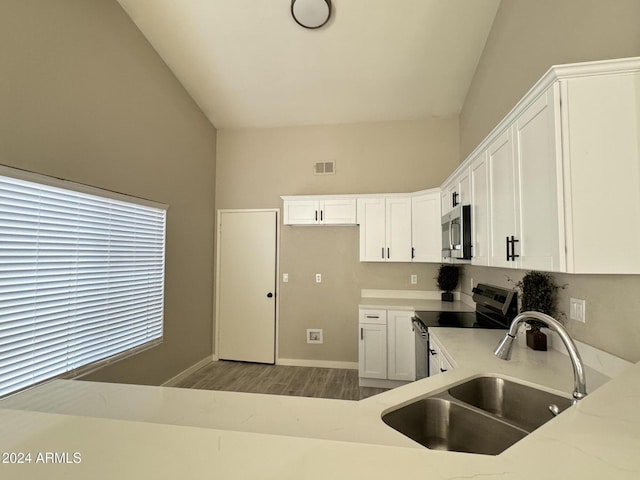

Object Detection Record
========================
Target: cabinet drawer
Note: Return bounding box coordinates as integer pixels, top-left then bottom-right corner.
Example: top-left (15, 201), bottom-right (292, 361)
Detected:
top-left (359, 309), bottom-right (387, 325)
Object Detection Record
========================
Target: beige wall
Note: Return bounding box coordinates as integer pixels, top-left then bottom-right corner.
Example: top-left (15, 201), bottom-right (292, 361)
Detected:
top-left (459, 0), bottom-right (640, 362)
top-left (0, 0), bottom-right (217, 384)
top-left (216, 119), bottom-right (458, 362)
top-left (460, 0), bottom-right (640, 157)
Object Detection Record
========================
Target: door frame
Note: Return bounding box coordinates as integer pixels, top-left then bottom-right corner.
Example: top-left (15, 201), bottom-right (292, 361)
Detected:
top-left (213, 208), bottom-right (280, 363)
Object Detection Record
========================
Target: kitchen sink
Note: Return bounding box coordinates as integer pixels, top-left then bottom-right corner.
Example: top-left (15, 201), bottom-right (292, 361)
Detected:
top-left (448, 376), bottom-right (572, 431)
top-left (382, 376), bottom-right (572, 455)
top-left (382, 397), bottom-right (527, 455)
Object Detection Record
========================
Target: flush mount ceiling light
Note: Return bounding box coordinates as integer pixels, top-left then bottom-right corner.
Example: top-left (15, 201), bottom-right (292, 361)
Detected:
top-left (291, 0), bottom-right (332, 29)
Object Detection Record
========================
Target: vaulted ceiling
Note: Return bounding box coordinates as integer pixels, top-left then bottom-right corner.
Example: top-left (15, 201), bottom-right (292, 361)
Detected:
top-left (116, 0), bottom-right (501, 129)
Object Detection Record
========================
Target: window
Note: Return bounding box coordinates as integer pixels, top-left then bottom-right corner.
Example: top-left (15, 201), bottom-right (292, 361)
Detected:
top-left (0, 166), bottom-right (167, 398)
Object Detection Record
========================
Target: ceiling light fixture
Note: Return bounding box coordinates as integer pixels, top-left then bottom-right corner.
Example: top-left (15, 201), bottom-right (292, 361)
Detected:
top-left (291, 0), bottom-right (332, 30)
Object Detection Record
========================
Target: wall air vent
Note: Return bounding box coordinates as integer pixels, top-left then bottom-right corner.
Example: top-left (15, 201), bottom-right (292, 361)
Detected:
top-left (314, 161), bottom-right (335, 176)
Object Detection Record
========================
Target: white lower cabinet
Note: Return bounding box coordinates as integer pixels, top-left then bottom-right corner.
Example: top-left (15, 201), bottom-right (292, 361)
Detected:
top-left (358, 309), bottom-right (387, 380)
top-left (428, 333), bottom-right (454, 376)
top-left (387, 310), bottom-right (416, 381)
top-left (358, 308), bottom-right (415, 385)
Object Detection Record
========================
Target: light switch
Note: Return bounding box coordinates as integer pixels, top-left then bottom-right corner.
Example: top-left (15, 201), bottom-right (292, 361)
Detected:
top-left (570, 298), bottom-right (586, 323)
top-left (411, 274), bottom-right (418, 285)
top-left (283, 273), bottom-right (289, 283)
top-left (315, 273), bottom-right (322, 283)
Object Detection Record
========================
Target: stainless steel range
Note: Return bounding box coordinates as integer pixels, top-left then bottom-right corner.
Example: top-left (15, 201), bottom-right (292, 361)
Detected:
top-left (411, 283), bottom-right (518, 378)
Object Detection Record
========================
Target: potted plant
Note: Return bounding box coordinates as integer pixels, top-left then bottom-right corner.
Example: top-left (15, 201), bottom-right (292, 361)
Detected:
top-left (436, 264), bottom-right (459, 302)
top-left (516, 271), bottom-right (564, 351)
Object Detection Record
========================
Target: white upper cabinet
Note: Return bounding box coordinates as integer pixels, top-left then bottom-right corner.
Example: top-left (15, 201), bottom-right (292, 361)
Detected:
top-left (560, 71), bottom-right (640, 273)
top-left (358, 196), bottom-right (412, 262)
top-left (386, 197), bottom-right (413, 262)
top-left (470, 151), bottom-right (490, 266)
top-left (411, 189), bottom-right (442, 263)
top-left (515, 85), bottom-right (565, 272)
top-left (454, 57), bottom-right (640, 274)
top-left (486, 85), bottom-right (564, 271)
top-left (282, 196), bottom-right (356, 225)
top-left (441, 168), bottom-right (471, 215)
top-left (487, 128), bottom-right (519, 268)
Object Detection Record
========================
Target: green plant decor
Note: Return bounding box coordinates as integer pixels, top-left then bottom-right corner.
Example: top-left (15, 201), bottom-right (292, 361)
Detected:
top-left (515, 271), bottom-right (564, 329)
top-left (436, 265), bottom-right (460, 293)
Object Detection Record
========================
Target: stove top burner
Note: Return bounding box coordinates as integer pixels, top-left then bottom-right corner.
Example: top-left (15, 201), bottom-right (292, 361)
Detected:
top-left (414, 311), bottom-right (507, 329)
top-left (415, 283), bottom-right (518, 331)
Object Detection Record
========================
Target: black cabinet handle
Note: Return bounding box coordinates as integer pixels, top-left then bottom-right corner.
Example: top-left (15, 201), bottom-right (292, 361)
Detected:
top-left (320, 210), bottom-right (323, 221)
top-left (452, 191), bottom-right (459, 207)
top-left (429, 349), bottom-right (437, 355)
top-left (315, 210), bottom-right (318, 222)
top-left (387, 247), bottom-right (390, 259)
top-left (411, 247), bottom-right (415, 259)
top-left (360, 328), bottom-right (363, 340)
top-left (506, 235), bottom-right (520, 261)
top-left (511, 236), bottom-right (520, 260)
top-left (266, 292), bottom-right (273, 298)
top-left (440, 368), bottom-right (447, 373)
top-left (381, 247), bottom-right (385, 259)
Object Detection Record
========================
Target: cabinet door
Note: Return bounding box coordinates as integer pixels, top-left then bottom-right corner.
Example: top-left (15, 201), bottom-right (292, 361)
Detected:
top-left (321, 198), bottom-right (357, 225)
top-left (428, 335), bottom-right (454, 376)
top-left (515, 86), bottom-right (565, 272)
top-left (470, 151), bottom-right (490, 266)
top-left (283, 200), bottom-right (318, 225)
top-left (387, 310), bottom-right (416, 381)
top-left (411, 192), bottom-right (441, 263)
top-left (386, 197), bottom-right (412, 262)
top-left (357, 198), bottom-right (386, 262)
top-left (562, 72), bottom-right (640, 273)
top-left (358, 323), bottom-right (387, 379)
top-left (459, 169), bottom-right (471, 207)
top-left (428, 341), bottom-right (440, 377)
top-left (488, 128), bottom-right (520, 268)
top-left (453, 169), bottom-right (471, 208)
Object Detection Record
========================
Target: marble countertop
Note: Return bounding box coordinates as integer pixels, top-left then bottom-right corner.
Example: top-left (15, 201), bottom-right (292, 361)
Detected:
top-left (359, 298), bottom-right (475, 312)
top-left (1, 330), bottom-right (638, 479)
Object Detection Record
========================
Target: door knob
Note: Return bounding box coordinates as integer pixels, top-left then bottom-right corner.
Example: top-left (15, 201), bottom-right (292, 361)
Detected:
top-left (266, 292), bottom-right (273, 298)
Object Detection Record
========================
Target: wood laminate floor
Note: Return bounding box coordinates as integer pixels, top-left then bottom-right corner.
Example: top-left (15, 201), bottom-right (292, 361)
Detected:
top-left (174, 361), bottom-right (389, 400)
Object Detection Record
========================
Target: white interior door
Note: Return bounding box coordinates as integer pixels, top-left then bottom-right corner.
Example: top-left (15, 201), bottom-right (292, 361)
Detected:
top-left (217, 210), bottom-right (277, 363)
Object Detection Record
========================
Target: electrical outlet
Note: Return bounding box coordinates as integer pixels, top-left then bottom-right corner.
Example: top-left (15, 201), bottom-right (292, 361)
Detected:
top-left (315, 273), bottom-right (322, 283)
top-left (570, 298), bottom-right (586, 323)
top-left (411, 274), bottom-right (418, 285)
top-left (282, 273), bottom-right (289, 283)
top-left (307, 329), bottom-right (323, 344)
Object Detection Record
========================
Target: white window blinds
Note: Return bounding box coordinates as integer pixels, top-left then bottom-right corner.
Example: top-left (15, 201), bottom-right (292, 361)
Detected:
top-left (0, 167), bottom-right (167, 398)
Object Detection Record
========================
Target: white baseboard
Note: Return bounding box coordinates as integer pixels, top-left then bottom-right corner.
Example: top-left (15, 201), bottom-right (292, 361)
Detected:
top-left (161, 355), bottom-right (214, 387)
top-left (277, 358), bottom-right (358, 370)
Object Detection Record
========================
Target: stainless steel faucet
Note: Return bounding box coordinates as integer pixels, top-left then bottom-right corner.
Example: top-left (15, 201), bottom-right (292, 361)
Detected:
top-left (494, 311), bottom-right (587, 404)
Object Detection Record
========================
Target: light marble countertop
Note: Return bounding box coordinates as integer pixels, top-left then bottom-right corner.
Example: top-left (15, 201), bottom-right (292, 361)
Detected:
top-left (359, 298), bottom-right (475, 312)
top-left (1, 330), bottom-right (638, 479)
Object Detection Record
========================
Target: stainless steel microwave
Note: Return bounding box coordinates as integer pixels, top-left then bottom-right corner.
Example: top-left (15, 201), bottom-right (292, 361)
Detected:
top-left (441, 205), bottom-right (472, 260)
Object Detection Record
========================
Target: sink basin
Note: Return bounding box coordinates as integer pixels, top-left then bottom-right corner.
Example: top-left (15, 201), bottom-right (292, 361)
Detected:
top-left (448, 376), bottom-right (572, 431)
top-left (382, 398), bottom-right (527, 455)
